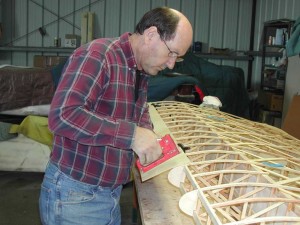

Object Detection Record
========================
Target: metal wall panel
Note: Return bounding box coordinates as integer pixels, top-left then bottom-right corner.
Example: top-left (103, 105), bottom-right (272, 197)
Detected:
top-left (104, 0), bottom-right (121, 37)
top-left (235, 0), bottom-right (253, 70)
top-left (0, 0), bottom-right (299, 90)
top-left (119, 0), bottom-right (136, 34)
top-left (194, 0), bottom-right (211, 48)
top-left (12, 0), bottom-right (27, 64)
top-left (91, 0), bottom-right (105, 38)
top-left (165, 0), bottom-right (181, 10)
top-left (151, 0), bottom-right (167, 9)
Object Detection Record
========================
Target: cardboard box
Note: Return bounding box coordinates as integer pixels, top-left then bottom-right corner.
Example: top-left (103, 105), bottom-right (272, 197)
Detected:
top-left (258, 91), bottom-right (283, 112)
top-left (33, 55), bottom-right (67, 68)
top-left (65, 34), bottom-right (80, 48)
top-left (282, 95), bottom-right (300, 139)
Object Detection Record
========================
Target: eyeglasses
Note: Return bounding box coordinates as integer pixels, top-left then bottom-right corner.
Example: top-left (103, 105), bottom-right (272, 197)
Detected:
top-left (161, 39), bottom-right (179, 58)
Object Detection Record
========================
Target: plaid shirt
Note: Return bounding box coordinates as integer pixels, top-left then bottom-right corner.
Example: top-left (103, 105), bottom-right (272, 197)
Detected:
top-left (49, 33), bottom-right (152, 188)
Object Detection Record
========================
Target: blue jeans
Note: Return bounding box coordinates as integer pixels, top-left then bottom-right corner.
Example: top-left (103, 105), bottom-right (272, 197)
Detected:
top-left (39, 162), bottom-right (122, 225)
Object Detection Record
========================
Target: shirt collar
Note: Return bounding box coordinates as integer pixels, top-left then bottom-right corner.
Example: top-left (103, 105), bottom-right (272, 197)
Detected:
top-left (119, 32), bottom-right (137, 71)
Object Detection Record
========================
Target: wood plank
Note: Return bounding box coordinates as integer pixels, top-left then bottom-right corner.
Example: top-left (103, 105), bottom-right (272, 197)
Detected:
top-left (133, 168), bottom-right (195, 225)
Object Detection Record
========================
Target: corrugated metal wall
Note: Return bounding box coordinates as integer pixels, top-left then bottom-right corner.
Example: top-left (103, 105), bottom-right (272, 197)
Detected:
top-left (0, 0), bottom-right (299, 89)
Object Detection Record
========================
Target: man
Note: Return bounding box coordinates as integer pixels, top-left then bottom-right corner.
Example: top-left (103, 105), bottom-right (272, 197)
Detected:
top-left (39, 6), bottom-right (193, 225)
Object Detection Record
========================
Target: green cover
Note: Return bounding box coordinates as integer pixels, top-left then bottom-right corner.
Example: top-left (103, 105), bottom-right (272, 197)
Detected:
top-left (148, 52), bottom-right (249, 117)
top-left (286, 16), bottom-right (300, 57)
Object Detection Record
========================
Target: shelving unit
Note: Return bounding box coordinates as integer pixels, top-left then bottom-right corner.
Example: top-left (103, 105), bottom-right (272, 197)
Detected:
top-left (258, 19), bottom-right (295, 127)
top-left (195, 53), bottom-right (253, 61)
top-left (0, 46), bottom-right (74, 67)
top-left (0, 46), bottom-right (74, 53)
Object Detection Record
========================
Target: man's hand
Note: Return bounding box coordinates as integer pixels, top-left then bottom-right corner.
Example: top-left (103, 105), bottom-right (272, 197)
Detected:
top-left (131, 126), bottom-right (162, 165)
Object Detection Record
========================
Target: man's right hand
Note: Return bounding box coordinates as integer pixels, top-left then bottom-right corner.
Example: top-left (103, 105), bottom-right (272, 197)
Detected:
top-left (131, 126), bottom-right (162, 166)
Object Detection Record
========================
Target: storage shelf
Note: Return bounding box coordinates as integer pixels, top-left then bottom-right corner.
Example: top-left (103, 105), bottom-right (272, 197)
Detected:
top-left (0, 46), bottom-right (75, 53)
top-left (258, 19), bottom-right (294, 128)
top-left (263, 65), bottom-right (286, 71)
top-left (265, 44), bottom-right (285, 48)
top-left (262, 85), bottom-right (284, 92)
top-left (245, 51), bottom-right (283, 57)
top-left (195, 53), bottom-right (253, 61)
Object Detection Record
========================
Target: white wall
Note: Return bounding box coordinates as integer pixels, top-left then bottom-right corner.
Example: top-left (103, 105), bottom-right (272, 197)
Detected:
top-left (282, 55), bottom-right (300, 123)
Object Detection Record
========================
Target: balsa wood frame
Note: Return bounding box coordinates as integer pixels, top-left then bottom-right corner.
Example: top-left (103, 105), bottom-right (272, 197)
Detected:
top-left (148, 101), bottom-right (300, 225)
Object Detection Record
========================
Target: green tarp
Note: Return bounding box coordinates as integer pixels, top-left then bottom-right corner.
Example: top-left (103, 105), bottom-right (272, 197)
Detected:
top-left (148, 52), bottom-right (249, 117)
top-left (286, 16), bottom-right (300, 57)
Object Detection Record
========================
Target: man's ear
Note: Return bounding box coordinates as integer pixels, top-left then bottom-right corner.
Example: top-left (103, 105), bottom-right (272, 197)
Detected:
top-left (144, 26), bottom-right (159, 44)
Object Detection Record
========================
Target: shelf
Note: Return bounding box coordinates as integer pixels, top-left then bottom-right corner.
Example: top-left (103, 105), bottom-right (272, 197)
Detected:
top-left (258, 20), bottom-right (295, 125)
top-left (245, 51), bottom-right (283, 57)
top-left (264, 19), bottom-right (295, 27)
top-left (194, 53), bottom-right (253, 61)
top-left (263, 65), bottom-right (286, 77)
top-left (0, 46), bottom-right (75, 53)
top-left (263, 64), bottom-right (285, 69)
top-left (262, 84), bottom-right (284, 92)
top-left (260, 108), bottom-right (282, 116)
top-left (264, 44), bottom-right (285, 48)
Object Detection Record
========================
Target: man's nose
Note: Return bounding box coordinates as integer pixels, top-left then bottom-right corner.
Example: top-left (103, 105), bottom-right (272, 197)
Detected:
top-left (166, 57), bottom-right (177, 69)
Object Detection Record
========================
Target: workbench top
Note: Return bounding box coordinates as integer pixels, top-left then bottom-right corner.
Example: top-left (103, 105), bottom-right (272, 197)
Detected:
top-left (133, 168), bottom-right (195, 225)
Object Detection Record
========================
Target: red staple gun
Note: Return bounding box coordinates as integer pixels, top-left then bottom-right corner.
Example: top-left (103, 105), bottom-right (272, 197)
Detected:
top-left (136, 134), bottom-right (180, 173)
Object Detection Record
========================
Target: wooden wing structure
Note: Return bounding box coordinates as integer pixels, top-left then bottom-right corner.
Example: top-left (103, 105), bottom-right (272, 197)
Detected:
top-left (148, 101), bottom-right (300, 225)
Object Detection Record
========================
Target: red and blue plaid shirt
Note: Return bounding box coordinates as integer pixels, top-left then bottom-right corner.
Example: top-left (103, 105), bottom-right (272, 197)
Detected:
top-left (49, 32), bottom-right (152, 188)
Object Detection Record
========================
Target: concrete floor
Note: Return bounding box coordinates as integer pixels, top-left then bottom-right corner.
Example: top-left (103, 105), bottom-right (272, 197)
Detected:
top-left (0, 171), bottom-right (140, 225)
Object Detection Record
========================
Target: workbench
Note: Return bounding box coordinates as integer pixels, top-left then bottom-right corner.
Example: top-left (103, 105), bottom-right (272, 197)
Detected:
top-left (133, 168), bottom-right (194, 225)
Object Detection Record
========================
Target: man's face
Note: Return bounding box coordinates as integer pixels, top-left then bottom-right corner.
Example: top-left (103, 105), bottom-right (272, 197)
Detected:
top-left (140, 23), bottom-right (192, 76)
top-left (140, 33), bottom-right (180, 76)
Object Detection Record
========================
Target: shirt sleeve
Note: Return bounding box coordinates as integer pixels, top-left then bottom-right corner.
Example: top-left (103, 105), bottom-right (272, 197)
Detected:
top-left (48, 50), bottom-right (135, 150)
top-left (138, 103), bottom-right (153, 130)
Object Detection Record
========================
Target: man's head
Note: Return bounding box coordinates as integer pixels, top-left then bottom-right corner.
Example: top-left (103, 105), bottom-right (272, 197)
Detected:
top-left (135, 7), bottom-right (179, 42)
top-left (130, 7), bottom-right (193, 75)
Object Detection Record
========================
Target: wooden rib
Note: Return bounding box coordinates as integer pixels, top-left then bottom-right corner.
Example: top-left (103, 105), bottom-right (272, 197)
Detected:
top-left (212, 198), bottom-right (300, 208)
top-left (224, 217), bottom-right (300, 225)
